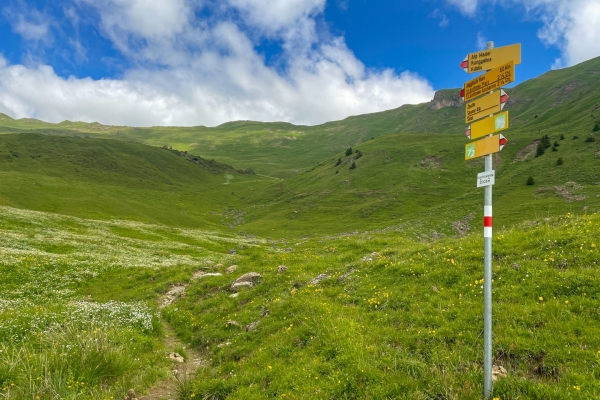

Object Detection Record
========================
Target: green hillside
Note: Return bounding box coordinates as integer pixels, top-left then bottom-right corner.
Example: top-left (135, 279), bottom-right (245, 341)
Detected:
top-left (0, 133), bottom-right (271, 228)
top-left (1, 56), bottom-right (598, 179)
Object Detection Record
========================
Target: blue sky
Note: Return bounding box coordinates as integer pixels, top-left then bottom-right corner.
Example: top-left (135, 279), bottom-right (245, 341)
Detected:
top-left (0, 0), bottom-right (598, 127)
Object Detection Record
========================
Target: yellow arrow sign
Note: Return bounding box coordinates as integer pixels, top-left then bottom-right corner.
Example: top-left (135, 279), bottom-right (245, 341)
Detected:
top-left (462, 61), bottom-right (514, 102)
top-left (460, 43), bottom-right (521, 74)
top-left (465, 134), bottom-right (508, 160)
top-left (465, 90), bottom-right (509, 123)
top-left (466, 111), bottom-right (509, 140)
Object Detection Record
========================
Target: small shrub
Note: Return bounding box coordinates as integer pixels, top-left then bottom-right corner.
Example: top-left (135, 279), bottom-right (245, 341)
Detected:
top-left (345, 147), bottom-right (353, 156)
top-left (585, 136), bottom-right (595, 142)
top-left (553, 141), bottom-right (559, 147)
top-left (349, 162), bottom-right (356, 170)
top-left (556, 157), bottom-right (563, 166)
top-left (535, 142), bottom-right (545, 157)
top-left (593, 122), bottom-right (600, 132)
top-left (335, 170), bottom-right (339, 174)
top-left (526, 176), bottom-right (535, 185)
top-left (551, 146), bottom-right (558, 152)
top-left (560, 134), bottom-right (565, 140)
top-left (335, 158), bottom-right (341, 166)
top-left (355, 151), bottom-right (363, 159)
top-left (573, 136), bottom-right (579, 140)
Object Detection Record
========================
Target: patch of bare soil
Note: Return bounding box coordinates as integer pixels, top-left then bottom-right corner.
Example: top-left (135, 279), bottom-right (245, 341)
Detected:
top-left (137, 323), bottom-right (206, 400)
top-left (514, 141), bottom-right (540, 162)
top-left (452, 213), bottom-right (475, 237)
top-left (420, 156), bottom-right (443, 169)
top-left (535, 182), bottom-right (587, 202)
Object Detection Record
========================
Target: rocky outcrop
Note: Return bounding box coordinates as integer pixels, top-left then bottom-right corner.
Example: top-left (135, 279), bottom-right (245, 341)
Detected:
top-left (308, 274), bottom-right (331, 285)
top-left (429, 90), bottom-right (462, 110)
top-left (225, 265), bottom-right (238, 274)
top-left (230, 272), bottom-right (262, 291)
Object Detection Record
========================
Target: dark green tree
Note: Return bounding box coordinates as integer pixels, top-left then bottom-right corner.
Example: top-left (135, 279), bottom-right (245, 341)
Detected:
top-left (535, 142), bottom-right (545, 157)
top-left (556, 157), bottom-right (563, 166)
top-left (553, 141), bottom-right (559, 147)
top-left (541, 134), bottom-right (551, 148)
top-left (335, 158), bottom-right (341, 166)
top-left (345, 147), bottom-right (353, 156)
top-left (552, 146), bottom-right (558, 152)
top-left (527, 176), bottom-right (535, 185)
top-left (349, 161), bottom-right (357, 170)
top-left (355, 151), bottom-right (363, 159)
top-left (585, 136), bottom-right (596, 142)
top-left (560, 134), bottom-right (565, 140)
top-left (593, 122), bottom-right (600, 132)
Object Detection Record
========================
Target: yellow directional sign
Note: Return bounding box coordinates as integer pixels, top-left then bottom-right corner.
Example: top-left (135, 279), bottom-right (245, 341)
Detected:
top-left (465, 134), bottom-right (508, 160)
top-left (460, 43), bottom-right (521, 74)
top-left (462, 61), bottom-right (514, 102)
top-left (466, 90), bottom-right (509, 123)
top-left (466, 111), bottom-right (509, 140)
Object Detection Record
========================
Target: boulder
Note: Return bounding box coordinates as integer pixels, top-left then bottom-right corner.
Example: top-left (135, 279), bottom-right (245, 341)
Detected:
top-left (277, 265), bottom-right (288, 273)
top-left (225, 265), bottom-right (238, 274)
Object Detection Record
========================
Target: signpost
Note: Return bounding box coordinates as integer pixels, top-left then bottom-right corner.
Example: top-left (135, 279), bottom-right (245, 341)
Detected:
top-left (460, 61), bottom-right (514, 101)
top-left (460, 41), bottom-right (520, 399)
top-left (466, 90), bottom-right (509, 123)
top-left (466, 111), bottom-right (509, 140)
top-left (464, 134), bottom-right (507, 160)
top-left (460, 43), bottom-right (521, 73)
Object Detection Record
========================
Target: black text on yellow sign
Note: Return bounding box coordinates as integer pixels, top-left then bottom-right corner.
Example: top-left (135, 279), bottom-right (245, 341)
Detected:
top-left (465, 90), bottom-right (509, 123)
top-left (460, 43), bottom-right (521, 74)
top-left (462, 61), bottom-right (514, 102)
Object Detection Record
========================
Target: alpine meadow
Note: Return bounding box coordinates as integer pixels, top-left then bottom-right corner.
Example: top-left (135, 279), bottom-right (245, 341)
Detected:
top-left (2, 51), bottom-right (600, 400)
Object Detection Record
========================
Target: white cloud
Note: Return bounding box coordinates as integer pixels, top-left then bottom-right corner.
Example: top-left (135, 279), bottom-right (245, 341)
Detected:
top-left (445, 0), bottom-right (479, 16)
top-left (2, 0), bottom-right (53, 42)
top-left (0, 0), bottom-right (435, 127)
top-left (443, 0), bottom-right (600, 67)
top-left (431, 9), bottom-right (450, 27)
top-left (526, 0), bottom-right (600, 67)
top-left (476, 32), bottom-right (487, 50)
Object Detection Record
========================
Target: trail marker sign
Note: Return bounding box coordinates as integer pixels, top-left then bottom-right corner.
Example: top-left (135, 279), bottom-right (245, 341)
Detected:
top-left (460, 61), bottom-right (514, 102)
top-left (477, 171), bottom-right (496, 187)
top-left (466, 111), bottom-right (509, 140)
top-left (466, 90), bottom-right (509, 123)
top-left (460, 43), bottom-right (521, 73)
top-left (464, 134), bottom-right (508, 160)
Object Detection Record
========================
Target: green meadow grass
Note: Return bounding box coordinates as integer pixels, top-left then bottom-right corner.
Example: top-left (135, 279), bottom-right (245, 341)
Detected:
top-left (164, 212), bottom-right (600, 399)
top-left (0, 206), bottom-right (253, 399)
top-left (1, 207), bottom-right (600, 399)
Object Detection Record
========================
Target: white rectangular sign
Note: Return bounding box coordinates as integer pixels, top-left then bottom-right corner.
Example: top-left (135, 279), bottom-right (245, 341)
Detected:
top-left (477, 170), bottom-right (495, 188)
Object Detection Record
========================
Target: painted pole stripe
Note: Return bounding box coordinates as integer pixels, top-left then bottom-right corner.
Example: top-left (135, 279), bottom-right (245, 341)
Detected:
top-left (484, 206), bottom-right (492, 216)
top-left (484, 216), bottom-right (493, 227)
top-left (484, 227), bottom-right (492, 238)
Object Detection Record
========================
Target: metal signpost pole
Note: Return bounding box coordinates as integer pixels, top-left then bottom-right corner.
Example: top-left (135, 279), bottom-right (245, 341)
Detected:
top-left (483, 40), bottom-right (494, 399)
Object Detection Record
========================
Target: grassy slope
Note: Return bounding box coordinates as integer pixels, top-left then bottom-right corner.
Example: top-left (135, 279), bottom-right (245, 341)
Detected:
top-left (3, 205), bottom-right (598, 399)
top-left (0, 133), bottom-right (274, 228)
top-left (1, 57), bottom-right (598, 179)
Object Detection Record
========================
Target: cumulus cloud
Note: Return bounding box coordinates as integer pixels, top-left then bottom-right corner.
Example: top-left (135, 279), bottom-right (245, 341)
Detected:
top-left (0, 0), bottom-right (435, 127)
top-left (443, 0), bottom-right (600, 68)
top-left (523, 0), bottom-right (600, 67)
